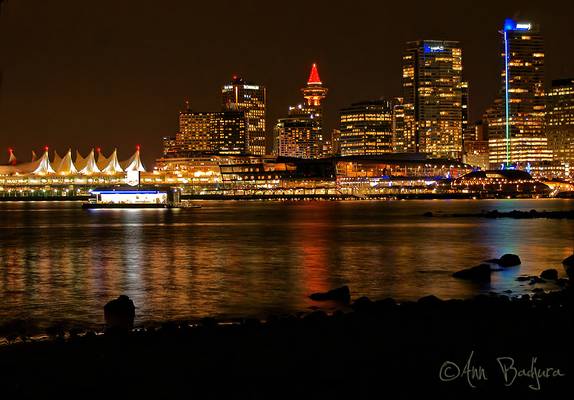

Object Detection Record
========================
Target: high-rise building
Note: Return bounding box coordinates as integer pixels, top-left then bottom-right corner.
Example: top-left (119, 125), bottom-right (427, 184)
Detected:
top-left (461, 81), bottom-right (475, 144)
top-left (547, 78), bottom-right (574, 171)
top-left (487, 19), bottom-right (551, 168)
top-left (274, 109), bottom-right (321, 159)
top-left (165, 104), bottom-right (248, 157)
top-left (274, 64), bottom-right (327, 159)
top-left (391, 98), bottom-right (409, 152)
top-left (178, 108), bottom-right (213, 154)
top-left (339, 100), bottom-right (394, 156)
top-left (402, 40), bottom-right (464, 159)
top-left (222, 76), bottom-right (266, 156)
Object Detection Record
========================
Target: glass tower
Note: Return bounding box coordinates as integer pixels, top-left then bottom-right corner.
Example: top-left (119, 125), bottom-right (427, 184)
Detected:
top-left (222, 76), bottom-right (267, 156)
top-left (487, 19), bottom-right (551, 168)
top-left (402, 40), bottom-right (464, 160)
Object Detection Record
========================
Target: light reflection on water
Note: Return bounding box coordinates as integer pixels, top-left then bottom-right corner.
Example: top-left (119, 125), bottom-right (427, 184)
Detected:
top-left (1, 199), bottom-right (573, 332)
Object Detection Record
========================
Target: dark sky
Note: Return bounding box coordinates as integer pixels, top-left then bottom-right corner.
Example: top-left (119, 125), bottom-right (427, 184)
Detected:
top-left (1, 0), bottom-right (573, 166)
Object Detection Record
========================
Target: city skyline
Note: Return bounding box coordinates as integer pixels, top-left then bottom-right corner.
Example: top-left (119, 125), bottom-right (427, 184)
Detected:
top-left (1, 1), bottom-right (574, 166)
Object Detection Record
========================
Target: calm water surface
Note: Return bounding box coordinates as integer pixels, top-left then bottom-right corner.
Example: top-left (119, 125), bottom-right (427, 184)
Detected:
top-left (1, 199), bottom-right (573, 332)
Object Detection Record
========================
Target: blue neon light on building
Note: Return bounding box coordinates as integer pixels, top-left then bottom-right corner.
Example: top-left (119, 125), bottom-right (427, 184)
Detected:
top-left (423, 44), bottom-right (445, 54)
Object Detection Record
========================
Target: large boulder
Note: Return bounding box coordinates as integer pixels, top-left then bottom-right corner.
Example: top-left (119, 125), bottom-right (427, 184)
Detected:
top-left (104, 295), bottom-right (135, 334)
top-left (540, 269), bottom-right (558, 280)
top-left (452, 264), bottom-right (491, 282)
top-left (309, 286), bottom-right (351, 304)
top-left (496, 254), bottom-right (521, 267)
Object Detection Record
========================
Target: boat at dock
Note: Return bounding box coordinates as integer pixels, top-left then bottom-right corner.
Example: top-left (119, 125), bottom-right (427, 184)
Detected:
top-left (82, 187), bottom-right (182, 209)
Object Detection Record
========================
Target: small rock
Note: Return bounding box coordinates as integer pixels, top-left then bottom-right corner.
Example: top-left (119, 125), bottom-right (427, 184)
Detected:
top-left (516, 276), bottom-right (531, 282)
top-left (452, 264), bottom-right (491, 282)
top-left (417, 295), bottom-right (443, 306)
top-left (351, 296), bottom-right (374, 312)
top-left (103, 295), bottom-right (135, 335)
top-left (309, 286), bottom-right (351, 304)
top-left (497, 254), bottom-right (521, 267)
top-left (540, 269), bottom-right (558, 280)
top-left (423, 211), bottom-right (433, 217)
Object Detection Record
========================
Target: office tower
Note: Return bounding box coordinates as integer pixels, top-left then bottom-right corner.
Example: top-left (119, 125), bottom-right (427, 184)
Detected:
top-left (402, 40), bottom-right (464, 159)
top-left (488, 19), bottom-right (551, 168)
top-left (222, 76), bottom-right (266, 156)
top-left (391, 98), bottom-right (408, 152)
top-left (461, 81), bottom-right (475, 144)
top-left (547, 78), bottom-right (574, 172)
top-left (339, 100), bottom-right (394, 156)
top-left (168, 104), bottom-right (248, 156)
top-left (274, 112), bottom-right (321, 159)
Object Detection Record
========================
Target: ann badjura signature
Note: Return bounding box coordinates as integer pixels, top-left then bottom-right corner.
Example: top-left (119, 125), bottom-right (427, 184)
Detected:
top-left (439, 351), bottom-right (566, 391)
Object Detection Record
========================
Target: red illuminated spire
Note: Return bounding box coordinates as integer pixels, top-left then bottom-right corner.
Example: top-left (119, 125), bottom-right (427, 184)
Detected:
top-left (307, 63), bottom-right (322, 85)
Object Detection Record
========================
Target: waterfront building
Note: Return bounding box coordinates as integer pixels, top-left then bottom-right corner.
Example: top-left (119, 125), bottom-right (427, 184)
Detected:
top-left (339, 100), bottom-right (394, 156)
top-left (487, 19), bottom-right (551, 168)
top-left (222, 76), bottom-right (267, 156)
top-left (402, 40), bottom-right (464, 159)
top-left (220, 154), bottom-right (473, 197)
top-left (448, 169), bottom-right (550, 197)
top-left (546, 78), bottom-right (574, 175)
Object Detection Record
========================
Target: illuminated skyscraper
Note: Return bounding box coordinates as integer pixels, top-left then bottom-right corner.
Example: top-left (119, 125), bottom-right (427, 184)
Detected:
top-left (339, 100), bottom-right (394, 156)
top-left (547, 78), bottom-right (574, 173)
top-left (274, 113), bottom-right (321, 159)
top-left (274, 64), bottom-right (327, 159)
top-left (487, 19), bottom-right (551, 168)
top-left (222, 76), bottom-right (266, 156)
top-left (167, 104), bottom-right (248, 156)
top-left (391, 98), bottom-right (408, 152)
top-left (402, 40), bottom-right (464, 159)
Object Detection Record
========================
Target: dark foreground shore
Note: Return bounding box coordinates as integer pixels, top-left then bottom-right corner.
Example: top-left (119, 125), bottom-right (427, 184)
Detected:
top-left (1, 287), bottom-right (573, 399)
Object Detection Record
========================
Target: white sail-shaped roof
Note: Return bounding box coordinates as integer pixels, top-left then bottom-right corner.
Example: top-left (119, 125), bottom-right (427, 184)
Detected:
top-left (55, 149), bottom-right (78, 175)
top-left (96, 150), bottom-right (109, 170)
top-left (121, 149), bottom-right (146, 172)
top-left (8, 149), bottom-right (17, 165)
top-left (0, 152), bottom-right (54, 176)
top-left (78, 149), bottom-right (100, 174)
top-left (100, 149), bottom-right (124, 174)
top-left (52, 151), bottom-right (63, 170)
top-left (75, 150), bottom-right (87, 171)
top-left (29, 150), bottom-right (56, 175)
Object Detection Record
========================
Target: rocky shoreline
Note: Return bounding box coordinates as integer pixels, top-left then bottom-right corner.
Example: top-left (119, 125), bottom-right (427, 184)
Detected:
top-left (1, 264), bottom-right (573, 397)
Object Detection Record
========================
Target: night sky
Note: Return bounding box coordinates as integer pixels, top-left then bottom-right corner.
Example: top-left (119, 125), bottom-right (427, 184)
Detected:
top-left (1, 0), bottom-right (573, 166)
